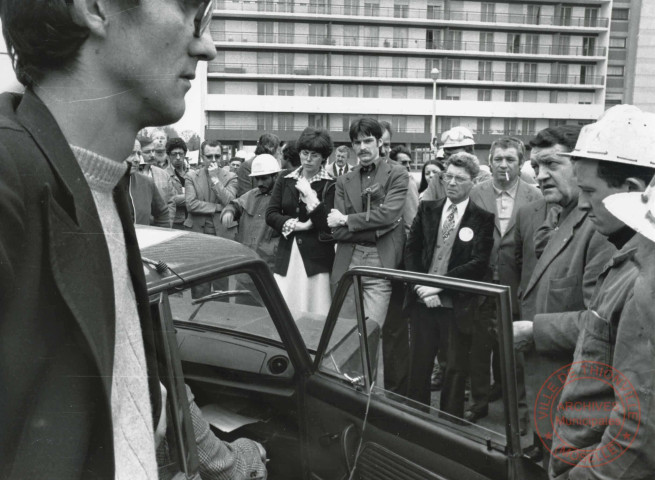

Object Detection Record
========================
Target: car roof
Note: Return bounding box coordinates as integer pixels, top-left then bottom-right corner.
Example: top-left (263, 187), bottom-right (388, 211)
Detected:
top-left (136, 225), bottom-right (264, 293)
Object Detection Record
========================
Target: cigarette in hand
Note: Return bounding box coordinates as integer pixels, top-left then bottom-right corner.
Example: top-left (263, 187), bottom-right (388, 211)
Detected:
top-left (505, 171), bottom-right (509, 181)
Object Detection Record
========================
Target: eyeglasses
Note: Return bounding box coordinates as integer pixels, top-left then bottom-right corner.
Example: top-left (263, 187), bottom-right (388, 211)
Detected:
top-left (441, 173), bottom-right (471, 184)
top-left (171, 152), bottom-right (186, 158)
top-left (203, 154), bottom-right (222, 160)
top-left (154, 150), bottom-right (166, 155)
top-left (194, 0), bottom-right (215, 38)
top-left (300, 150), bottom-right (323, 161)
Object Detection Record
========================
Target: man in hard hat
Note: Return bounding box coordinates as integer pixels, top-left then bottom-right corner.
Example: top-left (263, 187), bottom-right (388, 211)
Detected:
top-left (221, 154), bottom-right (281, 271)
top-left (468, 136), bottom-right (542, 430)
top-left (422, 126), bottom-right (476, 201)
top-left (513, 105), bottom-right (655, 478)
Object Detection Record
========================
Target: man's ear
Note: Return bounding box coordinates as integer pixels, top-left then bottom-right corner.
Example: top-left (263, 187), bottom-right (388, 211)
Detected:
top-left (70, 0), bottom-right (110, 38)
top-left (626, 177), bottom-right (647, 193)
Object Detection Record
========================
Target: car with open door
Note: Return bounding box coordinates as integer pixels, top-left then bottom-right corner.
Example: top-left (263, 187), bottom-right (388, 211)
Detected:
top-left (139, 226), bottom-right (547, 480)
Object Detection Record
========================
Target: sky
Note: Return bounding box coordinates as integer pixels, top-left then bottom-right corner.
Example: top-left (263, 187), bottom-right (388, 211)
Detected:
top-left (0, 25), bottom-right (203, 135)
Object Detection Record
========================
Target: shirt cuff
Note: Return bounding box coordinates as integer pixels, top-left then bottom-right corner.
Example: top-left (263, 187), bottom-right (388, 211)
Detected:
top-left (282, 218), bottom-right (298, 238)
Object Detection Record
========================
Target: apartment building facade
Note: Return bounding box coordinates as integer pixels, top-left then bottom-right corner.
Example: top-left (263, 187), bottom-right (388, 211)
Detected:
top-left (203, 0), bottom-right (611, 159)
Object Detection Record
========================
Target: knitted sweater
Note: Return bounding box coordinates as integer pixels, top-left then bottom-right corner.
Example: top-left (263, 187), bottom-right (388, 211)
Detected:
top-left (71, 146), bottom-right (157, 479)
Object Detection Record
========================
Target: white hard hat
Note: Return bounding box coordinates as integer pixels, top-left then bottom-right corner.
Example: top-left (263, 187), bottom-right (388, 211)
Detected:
top-left (564, 105), bottom-right (655, 167)
top-left (604, 175), bottom-right (655, 243)
top-left (249, 154), bottom-right (281, 177)
top-left (441, 126), bottom-right (475, 149)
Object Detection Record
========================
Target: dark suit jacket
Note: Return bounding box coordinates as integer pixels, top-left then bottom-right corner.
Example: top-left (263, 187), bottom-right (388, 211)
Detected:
top-left (514, 198), bottom-right (549, 306)
top-left (469, 179), bottom-right (542, 317)
top-left (331, 160), bottom-right (409, 285)
top-left (266, 175), bottom-right (335, 277)
top-left (404, 198), bottom-right (495, 334)
top-left (328, 162), bottom-right (350, 177)
top-left (0, 91), bottom-right (161, 479)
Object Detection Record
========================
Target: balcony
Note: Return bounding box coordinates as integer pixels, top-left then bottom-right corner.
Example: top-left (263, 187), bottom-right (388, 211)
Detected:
top-left (208, 62), bottom-right (605, 86)
top-left (215, 1), bottom-right (609, 29)
top-left (213, 30), bottom-right (607, 58)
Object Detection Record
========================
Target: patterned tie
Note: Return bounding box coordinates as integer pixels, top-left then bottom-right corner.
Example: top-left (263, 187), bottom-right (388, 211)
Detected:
top-left (338, 167), bottom-right (343, 176)
top-left (442, 204), bottom-right (457, 240)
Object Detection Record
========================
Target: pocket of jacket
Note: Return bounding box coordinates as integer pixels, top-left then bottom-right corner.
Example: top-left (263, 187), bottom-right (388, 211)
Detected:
top-left (547, 275), bottom-right (582, 311)
top-left (575, 310), bottom-right (612, 366)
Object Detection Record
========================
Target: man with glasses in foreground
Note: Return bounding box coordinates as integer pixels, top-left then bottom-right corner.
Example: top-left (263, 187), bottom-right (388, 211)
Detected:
top-left (0, 0), bottom-right (219, 477)
top-left (404, 152), bottom-right (494, 419)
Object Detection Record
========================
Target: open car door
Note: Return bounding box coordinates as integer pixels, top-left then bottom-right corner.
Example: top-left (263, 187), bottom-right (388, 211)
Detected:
top-left (298, 267), bottom-right (547, 480)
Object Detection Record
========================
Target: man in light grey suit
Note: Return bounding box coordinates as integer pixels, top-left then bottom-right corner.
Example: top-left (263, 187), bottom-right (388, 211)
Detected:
top-left (468, 136), bottom-right (542, 430)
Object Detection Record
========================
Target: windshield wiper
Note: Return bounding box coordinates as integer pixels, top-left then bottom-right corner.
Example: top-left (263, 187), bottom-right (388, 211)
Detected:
top-left (188, 290), bottom-right (253, 322)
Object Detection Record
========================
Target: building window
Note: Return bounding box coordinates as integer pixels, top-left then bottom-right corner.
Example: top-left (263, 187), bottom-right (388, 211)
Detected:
top-left (477, 89), bottom-right (491, 101)
top-left (343, 84), bottom-right (359, 97)
top-left (527, 5), bottom-right (541, 24)
top-left (503, 118), bottom-right (518, 135)
top-left (363, 26), bottom-right (379, 47)
top-left (605, 99), bottom-right (622, 108)
top-left (309, 23), bottom-right (328, 45)
top-left (525, 34), bottom-right (539, 54)
top-left (479, 32), bottom-right (493, 52)
top-left (480, 2), bottom-right (495, 22)
top-left (308, 114), bottom-right (328, 128)
top-left (609, 37), bottom-right (626, 49)
top-left (476, 118), bottom-right (491, 134)
top-left (478, 61), bottom-right (492, 81)
top-left (309, 0), bottom-right (328, 14)
top-left (362, 56), bottom-right (379, 77)
top-left (278, 85), bottom-right (294, 96)
top-left (439, 87), bottom-right (461, 100)
top-left (582, 37), bottom-right (596, 56)
top-left (392, 85), bottom-right (408, 98)
top-left (363, 85), bottom-right (379, 97)
top-left (521, 119), bottom-right (536, 135)
top-left (393, 27), bottom-right (408, 48)
top-left (343, 55), bottom-right (359, 76)
top-left (427, 29), bottom-right (442, 50)
top-left (257, 21), bottom-right (274, 43)
top-left (257, 113), bottom-right (274, 131)
top-left (440, 117), bottom-right (460, 133)
top-left (364, 1), bottom-right (380, 17)
top-left (278, 23), bottom-right (295, 44)
top-left (523, 90), bottom-right (537, 102)
top-left (507, 33), bottom-right (521, 53)
top-left (549, 91), bottom-right (568, 104)
top-left (342, 114), bottom-right (361, 131)
top-left (505, 62), bottom-right (519, 82)
top-left (344, 25), bottom-right (359, 46)
top-left (308, 54), bottom-right (327, 75)
top-left (278, 113), bottom-right (294, 130)
top-left (278, 53), bottom-right (294, 74)
top-left (523, 63), bottom-right (537, 83)
top-left (580, 65), bottom-right (595, 85)
top-left (344, 0), bottom-right (359, 16)
top-left (584, 7), bottom-right (599, 27)
top-left (559, 6), bottom-right (572, 26)
top-left (279, 0), bottom-right (294, 13)
top-left (612, 8), bottom-right (629, 21)
top-left (308, 83), bottom-right (327, 96)
top-left (425, 58), bottom-right (440, 78)
top-left (258, 0), bottom-right (275, 12)
top-left (207, 80), bottom-right (225, 94)
top-left (607, 66), bottom-right (624, 77)
top-left (444, 30), bottom-right (462, 50)
top-left (426, 0), bottom-right (444, 19)
top-left (504, 90), bottom-right (519, 102)
top-left (549, 119), bottom-right (567, 128)
top-left (394, 1), bottom-right (409, 18)
top-left (257, 82), bottom-right (274, 95)
top-left (442, 59), bottom-right (461, 80)
top-left (391, 116), bottom-right (408, 133)
top-left (392, 57), bottom-right (407, 78)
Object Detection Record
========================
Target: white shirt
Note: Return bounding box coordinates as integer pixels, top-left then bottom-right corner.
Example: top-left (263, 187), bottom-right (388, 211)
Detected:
top-left (441, 197), bottom-right (469, 231)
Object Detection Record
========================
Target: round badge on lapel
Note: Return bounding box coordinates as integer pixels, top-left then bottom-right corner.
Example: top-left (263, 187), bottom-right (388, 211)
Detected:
top-left (458, 227), bottom-right (474, 242)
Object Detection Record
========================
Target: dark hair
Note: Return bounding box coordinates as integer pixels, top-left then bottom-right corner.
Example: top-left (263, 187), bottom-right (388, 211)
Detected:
top-left (489, 136), bottom-right (526, 164)
top-left (255, 133), bottom-right (280, 156)
top-left (166, 137), bottom-right (187, 155)
top-left (283, 140), bottom-right (301, 168)
top-left (297, 127), bottom-right (333, 162)
top-left (379, 120), bottom-right (393, 140)
top-left (229, 157), bottom-right (243, 165)
top-left (349, 117), bottom-right (383, 142)
top-left (593, 161), bottom-right (655, 188)
top-left (1, 0), bottom-right (136, 87)
top-left (200, 139), bottom-right (222, 156)
top-left (529, 125), bottom-right (582, 152)
top-left (448, 152), bottom-right (480, 179)
top-left (419, 159), bottom-right (442, 193)
top-left (389, 145), bottom-right (411, 162)
top-left (137, 135), bottom-right (152, 148)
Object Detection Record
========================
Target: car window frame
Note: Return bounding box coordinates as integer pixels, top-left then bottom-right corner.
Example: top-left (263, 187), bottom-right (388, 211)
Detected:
top-left (313, 266), bottom-right (524, 474)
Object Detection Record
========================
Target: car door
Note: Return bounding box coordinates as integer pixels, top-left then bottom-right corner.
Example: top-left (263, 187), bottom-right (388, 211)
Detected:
top-left (298, 267), bottom-right (548, 480)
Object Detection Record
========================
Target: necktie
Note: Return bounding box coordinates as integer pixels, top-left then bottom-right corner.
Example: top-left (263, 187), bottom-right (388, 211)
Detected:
top-left (442, 204), bottom-right (457, 240)
top-left (360, 164), bottom-right (373, 174)
top-left (338, 167), bottom-right (343, 176)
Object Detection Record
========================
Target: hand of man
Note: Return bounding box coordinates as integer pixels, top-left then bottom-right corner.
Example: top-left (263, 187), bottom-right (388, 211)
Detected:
top-left (415, 285), bottom-right (443, 299)
top-left (424, 294), bottom-right (442, 309)
top-left (327, 208), bottom-right (346, 228)
top-left (513, 320), bottom-right (535, 352)
top-left (208, 162), bottom-right (220, 182)
top-left (221, 211), bottom-right (234, 227)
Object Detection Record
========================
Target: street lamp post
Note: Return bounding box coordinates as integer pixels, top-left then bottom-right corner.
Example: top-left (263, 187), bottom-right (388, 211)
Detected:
top-left (430, 67), bottom-right (440, 151)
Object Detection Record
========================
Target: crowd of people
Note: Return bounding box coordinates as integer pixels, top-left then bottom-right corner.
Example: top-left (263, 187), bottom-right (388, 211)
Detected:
top-left (125, 107), bottom-right (655, 479)
top-left (1, 1), bottom-right (653, 479)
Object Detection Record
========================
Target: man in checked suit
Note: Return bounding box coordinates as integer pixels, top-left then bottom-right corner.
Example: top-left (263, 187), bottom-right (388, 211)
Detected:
top-left (404, 152), bottom-right (494, 417)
